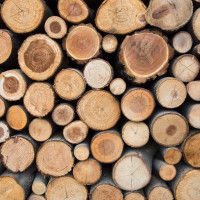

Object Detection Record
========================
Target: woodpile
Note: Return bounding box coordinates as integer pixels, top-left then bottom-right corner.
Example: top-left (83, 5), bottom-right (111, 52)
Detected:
top-left (1, 0), bottom-right (200, 199)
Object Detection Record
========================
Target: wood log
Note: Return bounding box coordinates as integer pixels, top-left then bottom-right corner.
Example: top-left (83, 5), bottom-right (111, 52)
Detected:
top-left (0, 96), bottom-right (7, 118)
top-left (0, 69), bottom-right (27, 101)
top-left (109, 78), bottom-right (126, 96)
top-left (62, 24), bottom-right (102, 64)
top-left (191, 8), bottom-right (200, 41)
top-left (18, 34), bottom-right (63, 81)
top-left (102, 34), bottom-right (118, 53)
top-left (32, 172), bottom-right (47, 195)
top-left (74, 142), bottom-right (90, 161)
top-left (77, 90), bottom-right (120, 130)
top-left (171, 54), bottom-right (200, 83)
top-left (187, 81), bottom-right (200, 101)
top-left (152, 77), bottom-right (187, 108)
top-left (0, 157), bottom-right (5, 174)
top-left (1, 0), bottom-right (52, 34)
top-left (45, 176), bottom-right (88, 200)
top-left (121, 88), bottom-right (155, 122)
top-left (172, 31), bottom-right (193, 53)
top-left (83, 58), bottom-right (113, 89)
top-left (0, 121), bottom-right (10, 143)
top-left (44, 16), bottom-right (67, 39)
top-left (0, 135), bottom-right (36, 172)
top-left (149, 110), bottom-right (189, 147)
top-left (63, 120), bottom-right (88, 144)
top-left (95, 0), bottom-right (147, 34)
top-left (28, 194), bottom-right (46, 200)
top-left (54, 68), bottom-right (86, 101)
top-left (144, 175), bottom-right (173, 200)
top-left (52, 103), bottom-right (75, 126)
top-left (90, 130), bottom-right (124, 163)
top-left (58, 0), bottom-right (90, 24)
top-left (119, 30), bottom-right (173, 83)
top-left (6, 105), bottom-right (28, 130)
top-left (124, 190), bottom-right (145, 200)
top-left (24, 82), bottom-right (55, 117)
top-left (145, 0), bottom-right (193, 31)
top-left (192, 44), bottom-right (200, 59)
top-left (112, 143), bottom-right (157, 191)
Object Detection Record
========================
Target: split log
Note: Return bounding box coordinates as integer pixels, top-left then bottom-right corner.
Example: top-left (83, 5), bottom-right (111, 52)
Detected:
top-left (90, 130), bottom-right (124, 163)
top-left (28, 194), bottom-right (45, 200)
top-left (45, 176), bottom-right (88, 200)
top-left (18, 34), bottom-right (63, 81)
top-left (119, 30), bottom-right (173, 83)
top-left (54, 68), bottom-right (86, 101)
top-left (192, 44), bottom-right (200, 59)
top-left (52, 103), bottom-right (75, 126)
top-left (191, 8), bottom-right (200, 41)
top-left (122, 121), bottom-right (149, 148)
top-left (149, 110), bottom-right (189, 147)
top-left (121, 88), bottom-right (155, 122)
top-left (145, 175), bottom-right (173, 200)
top-left (0, 135), bottom-right (37, 172)
top-left (63, 24), bottom-right (102, 64)
top-left (109, 78), bottom-right (126, 95)
top-left (74, 142), bottom-right (90, 161)
top-left (32, 172), bottom-right (47, 195)
top-left (102, 34), bottom-right (118, 53)
top-left (63, 120), bottom-right (88, 144)
top-left (124, 190), bottom-right (145, 200)
top-left (83, 59), bottom-right (113, 89)
top-left (187, 81), bottom-right (200, 101)
top-left (171, 54), bottom-right (200, 82)
top-left (0, 121), bottom-right (10, 143)
top-left (112, 143), bottom-right (157, 191)
top-left (45, 16), bottom-right (67, 39)
top-left (95, 0), bottom-right (147, 34)
top-left (77, 90), bottom-right (120, 130)
top-left (58, 0), bottom-right (90, 24)
top-left (0, 69), bottom-right (27, 101)
top-left (145, 0), bottom-right (193, 31)
top-left (172, 31), bottom-right (193, 53)
top-left (24, 82), bottom-right (55, 117)
top-left (152, 77), bottom-right (187, 108)
top-left (0, 96), bottom-right (7, 118)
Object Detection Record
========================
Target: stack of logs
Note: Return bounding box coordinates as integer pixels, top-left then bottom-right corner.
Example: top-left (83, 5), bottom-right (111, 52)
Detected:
top-left (0, 0), bottom-right (200, 199)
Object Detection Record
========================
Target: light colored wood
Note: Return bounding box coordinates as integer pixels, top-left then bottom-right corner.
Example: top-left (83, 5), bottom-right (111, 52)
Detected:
top-left (0, 97), bottom-right (6, 118)
top-left (122, 121), bottom-right (149, 148)
top-left (52, 103), bottom-right (75, 126)
top-left (63, 24), bottom-right (102, 64)
top-left (91, 131), bottom-right (124, 163)
top-left (192, 44), bottom-right (200, 59)
top-left (54, 68), bottom-right (86, 101)
top-left (63, 120), bottom-right (88, 144)
top-left (58, 0), bottom-right (89, 24)
top-left (28, 194), bottom-right (45, 200)
top-left (77, 90), bottom-right (120, 131)
top-left (32, 173), bottom-right (47, 195)
top-left (192, 8), bottom-right (200, 40)
top-left (95, 0), bottom-right (147, 34)
top-left (124, 192), bottom-right (145, 200)
top-left (74, 142), bottom-right (90, 161)
top-left (109, 78), bottom-right (126, 95)
top-left (0, 121), bottom-right (10, 143)
top-left (187, 81), bottom-right (200, 101)
top-left (121, 88), bottom-right (155, 122)
top-left (172, 54), bottom-right (200, 83)
top-left (24, 82), bottom-right (55, 117)
top-left (102, 34), bottom-right (118, 53)
top-left (18, 34), bottom-right (62, 81)
top-left (187, 104), bottom-right (200, 129)
top-left (145, 0), bottom-right (193, 31)
top-left (83, 59), bottom-right (113, 89)
top-left (45, 16), bottom-right (67, 39)
top-left (46, 176), bottom-right (88, 200)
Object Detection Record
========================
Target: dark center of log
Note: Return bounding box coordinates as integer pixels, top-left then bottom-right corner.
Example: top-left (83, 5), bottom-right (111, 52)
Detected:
top-left (50, 21), bottom-right (61, 33)
top-left (3, 76), bottom-right (19, 94)
top-left (152, 5), bottom-right (170, 19)
top-left (98, 139), bottom-right (114, 155)
top-left (68, 3), bottom-right (82, 16)
top-left (77, 38), bottom-right (90, 49)
top-left (57, 108), bottom-right (69, 121)
top-left (68, 127), bottom-right (82, 140)
top-left (0, 127), bottom-right (4, 138)
top-left (129, 96), bottom-right (147, 113)
top-left (166, 125), bottom-right (177, 136)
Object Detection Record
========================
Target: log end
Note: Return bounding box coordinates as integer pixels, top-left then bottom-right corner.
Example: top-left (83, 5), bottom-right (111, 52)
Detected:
top-left (164, 148), bottom-right (182, 165)
top-left (109, 78), bottom-right (126, 96)
top-left (102, 34), bottom-right (118, 53)
top-left (159, 164), bottom-right (176, 181)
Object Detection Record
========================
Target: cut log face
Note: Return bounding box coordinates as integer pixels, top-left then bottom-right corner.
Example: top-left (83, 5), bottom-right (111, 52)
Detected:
top-left (124, 192), bottom-right (145, 200)
top-left (54, 69), bottom-right (86, 101)
top-left (0, 121), bottom-right (10, 143)
top-left (102, 34), bottom-right (118, 53)
top-left (45, 176), bottom-right (88, 200)
top-left (0, 97), bottom-right (6, 118)
top-left (45, 16), bottom-right (67, 39)
top-left (63, 120), bottom-right (88, 144)
top-left (122, 121), bottom-right (149, 148)
top-left (0, 70), bottom-right (27, 101)
top-left (188, 104), bottom-right (200, 129)
top-left (187, 81), bottom-right (200, 101)
top-left (63, 24), bottom-right (102, 64)
top-left (74, 144), bottom-right (90, 161)
top-left (119, 31), bottom-right (171, 83)
top-left (91, 131), bottom-right (124, 163)
top-left (163, 148), bottom-right (182, 165)
top-left (109, 78), bottom-right (126, 95)
top-left (0, 136), bottom-right (35, 172)
top-left (77, 90), bottom-right (121, 130)
top-left (1, 0), bottom-right (45, 33)
top-left (192, 8), bottom-right (200, 40)
top-left (121, 88), bottom-right (155, 122)
top-left (36, 141), bottom-right (74, 176)
top-left (95, 0), bottom-right (147, 34)
top-left (145, 0), bottom-right (193, 31)
top-left (58, 0), bottom-right (89, 24)
top-left (83, 59), bottom-right (113, 89)
top-left (28, 194), bottom-right (45, 200)
top-left (148, 186), bottom-right (173, 200)
top-left (24, 83), bottom-right (55, 117)
top-left (18, 34), bottom-right (62, 81)
top-left (32, 173), bottom-right (47, 195)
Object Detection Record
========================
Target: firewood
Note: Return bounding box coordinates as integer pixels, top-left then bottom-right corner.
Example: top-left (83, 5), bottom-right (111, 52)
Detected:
top-left (83, 58), bottom-right (113, 89)
top-left (109, 78), bottom-right (126, 96)
top-left (0, 96), bottom-right (7, 118)
top-left (102, 34), bottom-right (118, 53)
top-left (90, 131), bottom-right (124, 163)
top-left (192, 44), bottom-right (200, 59)
top-left (0, 121), bottom-right (10, 143)
top-left (28, 194), bottom-right (46, 200)
top-left (187, 81), bottom-right (200, 101)
top-left (45, 16), bottom-right (67, 39)
top-left (77, 90), bottom-right (120, 130)
top-left (0, 157), bottom-right (5, 174)
top-left (124, 190), bottom-right (145, 200)
top-left (32, 172), bottom-right (47, 195)
top-left (191, 8), bottom-right (200, 41)
top-left (74, 142), bottom-right (90, 161)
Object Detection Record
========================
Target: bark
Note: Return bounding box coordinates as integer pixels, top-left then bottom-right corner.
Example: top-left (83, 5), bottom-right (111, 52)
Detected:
top-left (109, 78), bottom-right (126, 96)
top-left (192, 44), bottom-right (200, 59)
